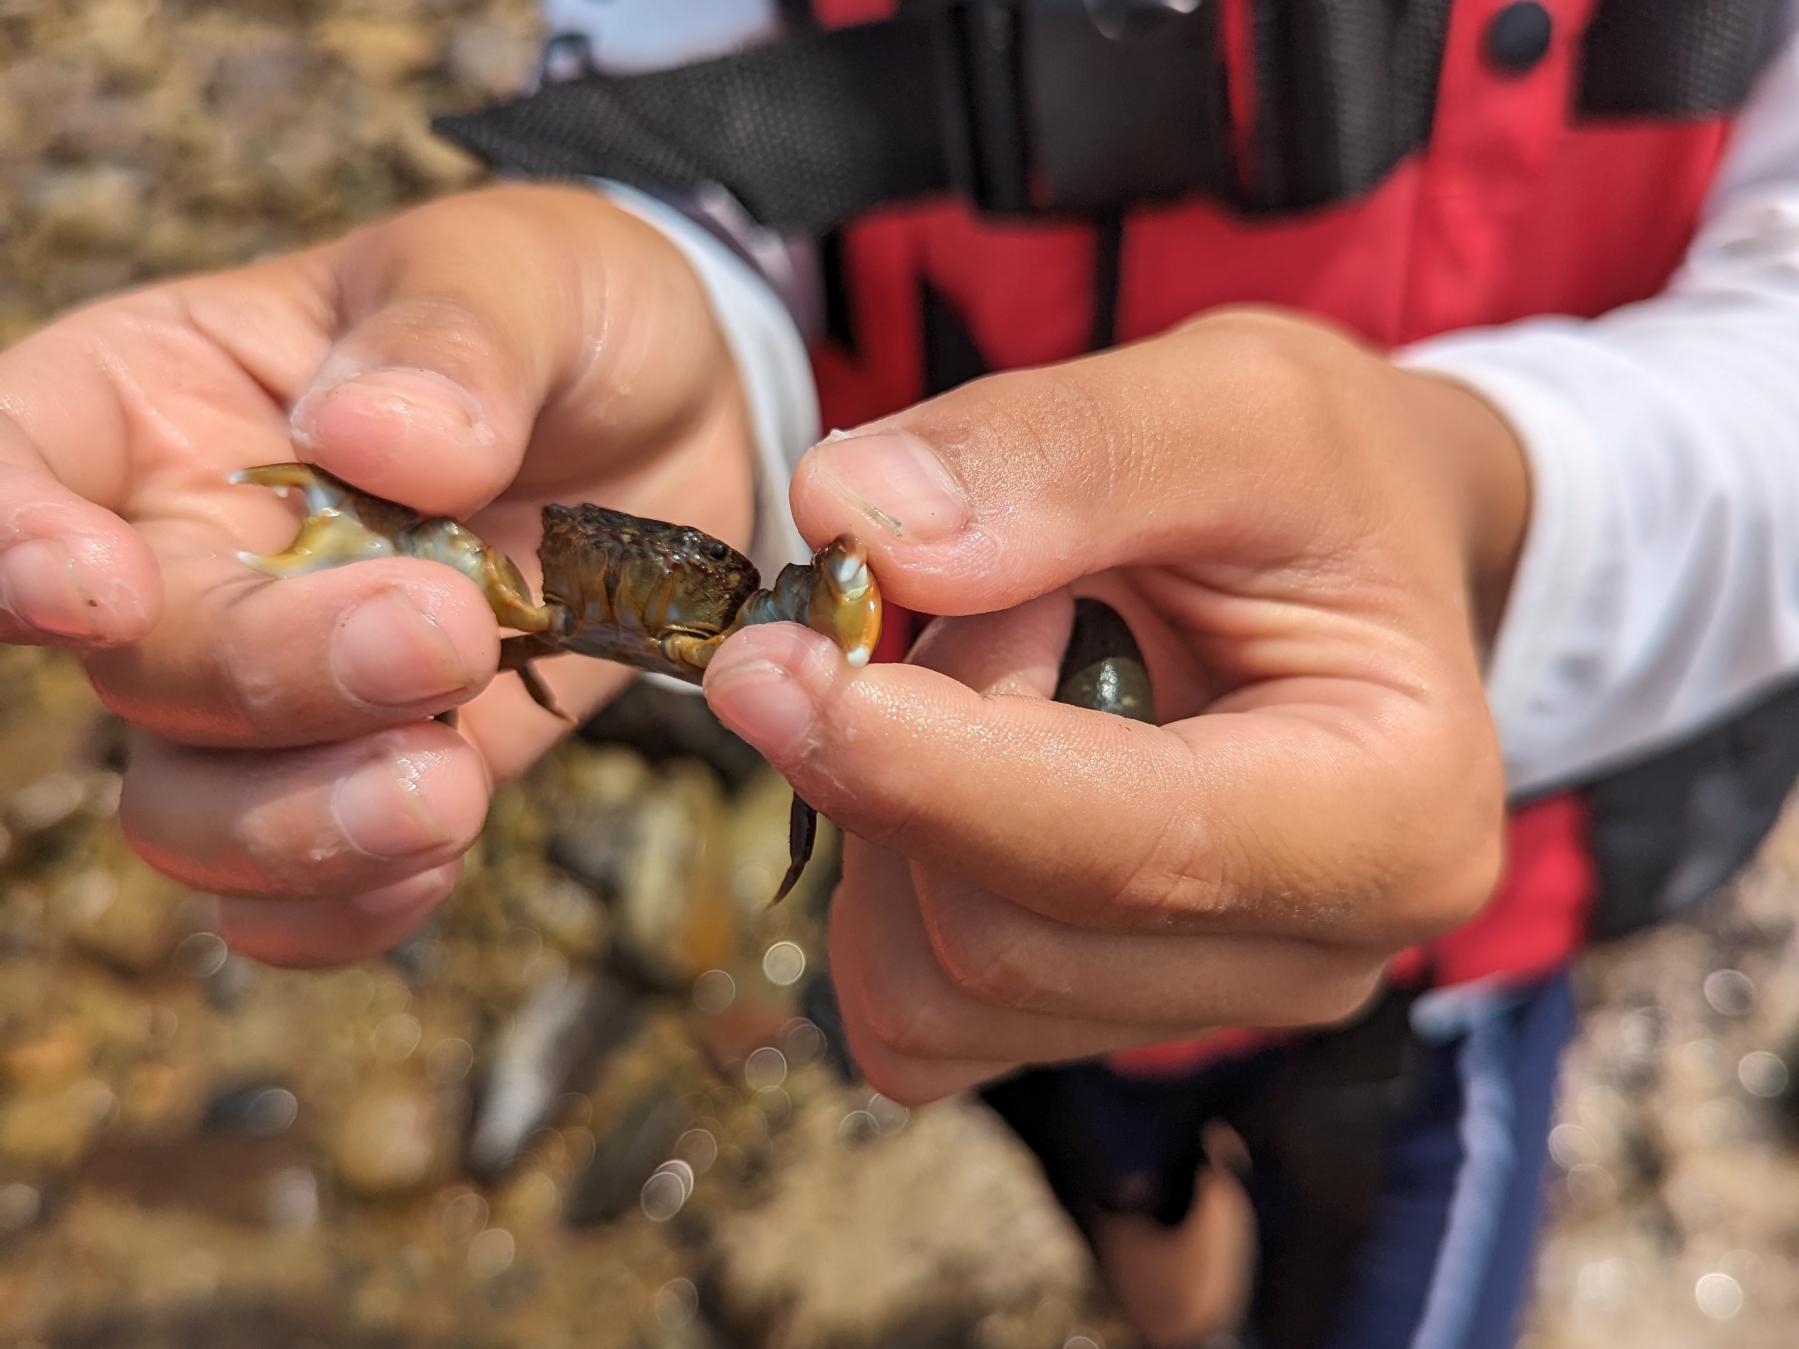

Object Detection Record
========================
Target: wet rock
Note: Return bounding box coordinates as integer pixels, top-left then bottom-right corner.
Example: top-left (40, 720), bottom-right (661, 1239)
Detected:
top-left (609, 766), bottom-right (736, 992)
top-left (0, 1178), bottom-right (46, 1238)
top-left (578, 680), bottom-right (764, 790)
top-left (80, 1132), bottom-right (310, 1228)
top-left (445, 20), bottom-right (538, 97)
top-left (201, 1082), bottom-right (301, 1139)
top-left (564, 1091), bottom-right (685, 1228)
top-left (383, 926), bottom-right (442, 983)
top-left (710, 1097), bottom-right (1093, 1348)
top-left (0, 1021), bottom-right (91, 1093)
top-left (329, 1079), bottom-right (451, 1199)
top-left (314, 18), bottom-right (441, 84)
top-left (724, 768), bottom-right (842, 917)
top-left (6, 771), bottom-right (88, 837)
top-left (24, 165), bottom-right (150, 250)
top-left (514, 873), bottom-right (608, 962)
top-left (465, 972), bottom-right (636, 1183)
top-left (548, 803), bottom-right (639, 902)
top-left (64, 856), bottom-right (201, 976)
top-left (0, 1078), bottom-right (118, 1168)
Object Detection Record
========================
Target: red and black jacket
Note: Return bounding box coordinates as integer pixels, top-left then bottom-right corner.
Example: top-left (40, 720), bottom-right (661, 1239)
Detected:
top-left (438, 0), bottom-right (1799, 1012)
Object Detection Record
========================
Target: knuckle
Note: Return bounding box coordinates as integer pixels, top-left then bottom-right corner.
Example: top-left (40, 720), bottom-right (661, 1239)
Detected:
top-left (1315, 963), bottom-right (1386, 1026)
top-left (855, 954), bottom-right (951, 1059)
top-left (1389, 737), bottom-right (1507, 941)
top-left (921, 893), bottom-right (1039, 1010)
top-left (1265, 959), bottom-right (1384, 1030)
top-left (932, 363), bottom-right (1138, 512)
top-left (861, 989), bottom-right (942, 1059)
top-left (1103, 798), bottom-right (1233, 928)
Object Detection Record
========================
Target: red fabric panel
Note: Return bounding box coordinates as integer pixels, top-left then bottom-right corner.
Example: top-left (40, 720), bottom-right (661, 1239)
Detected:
top-left (1220, 0), bottom-right (1257, 196)
top-left (1116, 174), bottom-right (1425, 345)
top-left (816, 204), bottom-right (1098, 430)
top-left (1424, 792), bottom-right (1598, 986)
top-left (809, 0), bottom-right (898, 27)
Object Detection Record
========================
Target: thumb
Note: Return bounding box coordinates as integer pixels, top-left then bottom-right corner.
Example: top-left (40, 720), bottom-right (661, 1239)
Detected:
top-left (788, 336), bottom-right (1227, 616)
top-left (291, 185), bottom-right (731, 518)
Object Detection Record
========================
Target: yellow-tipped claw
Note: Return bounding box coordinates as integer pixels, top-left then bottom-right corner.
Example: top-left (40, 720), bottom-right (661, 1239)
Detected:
top-left (808, 535), bottom-right (880, 667)
top-left (232, 462), bottom-right (399, 577)
top-left (228, 462), bottom-right (367, 515)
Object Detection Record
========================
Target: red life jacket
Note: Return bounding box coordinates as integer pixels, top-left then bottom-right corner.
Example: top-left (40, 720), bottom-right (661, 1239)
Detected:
top-left (436, 0), bottom-right (1797, 1061)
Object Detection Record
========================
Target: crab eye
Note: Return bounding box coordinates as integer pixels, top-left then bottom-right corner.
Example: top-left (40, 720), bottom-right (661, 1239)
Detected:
top-left (707, 541), bottom-right (730, 561)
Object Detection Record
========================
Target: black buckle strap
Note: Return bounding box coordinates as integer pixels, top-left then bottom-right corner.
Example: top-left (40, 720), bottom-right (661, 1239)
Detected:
top-left (943, 0), bottom-right (1231, 215)
top-left (433, 0), bottom-right (1232, 233)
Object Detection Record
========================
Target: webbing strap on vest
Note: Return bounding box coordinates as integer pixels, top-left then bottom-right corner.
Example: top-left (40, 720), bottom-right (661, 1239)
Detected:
top-left (1582, 672), bottom-right (1799, 941)
top-left (434, 0), bottom-right (1240, 232)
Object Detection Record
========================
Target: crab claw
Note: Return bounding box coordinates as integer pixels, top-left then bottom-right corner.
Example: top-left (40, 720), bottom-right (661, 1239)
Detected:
top-left (808, 534), bottom-right (880, 668)
top-left (231, 462), bottom-right (401, 577)
top-left (229, 462), bottom-right (357, 514)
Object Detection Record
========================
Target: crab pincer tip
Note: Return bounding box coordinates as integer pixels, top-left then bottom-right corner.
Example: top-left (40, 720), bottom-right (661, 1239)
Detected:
top-left (828, 538), bottom-right (869, 592)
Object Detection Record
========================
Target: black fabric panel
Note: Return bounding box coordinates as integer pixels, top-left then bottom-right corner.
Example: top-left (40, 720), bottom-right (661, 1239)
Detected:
top-left (818, 229), bottom-right (857, 356)
top-left (777, 0), bottom-right (819, 29)
top-left (1580, 0), bottom-right (1785, 118)
top-left (1246, 0), bottom-right (1454, 211)
top-left (1583, 674), bottom-right (1799, 942)
top-left (1087, 214), bottom-right (1123, 352)
top-left (919, 279), bottom-right (992, 396)
top-left (435, 17), bottom-right (947, 233)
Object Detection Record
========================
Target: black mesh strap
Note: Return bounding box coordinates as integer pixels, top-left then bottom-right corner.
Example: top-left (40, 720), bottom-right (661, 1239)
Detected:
top-left (434, 17), bottom-right (950, 234)
top-left (1581, 0), bottom-right (1786, 118)
top-left (434, 2), bottom-right (1244, 232)
top-left (434, 0), bottom-right (1783, 236)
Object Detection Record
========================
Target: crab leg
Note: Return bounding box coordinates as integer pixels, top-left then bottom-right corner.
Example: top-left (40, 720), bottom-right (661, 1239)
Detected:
top-left (232, 463), bottom-right (555, 634)
top-left (229, 465), bottom-right (401, 577)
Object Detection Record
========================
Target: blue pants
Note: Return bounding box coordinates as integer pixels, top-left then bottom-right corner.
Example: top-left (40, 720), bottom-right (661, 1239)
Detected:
top-left (1319, 972), bottom-right (1576, 1349)
top-left (981, 970), bottom-right (1578, 1349)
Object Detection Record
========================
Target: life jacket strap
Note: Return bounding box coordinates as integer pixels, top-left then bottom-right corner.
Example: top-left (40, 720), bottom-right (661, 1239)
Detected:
top-left (433, 0), bottom-right (1235, 233)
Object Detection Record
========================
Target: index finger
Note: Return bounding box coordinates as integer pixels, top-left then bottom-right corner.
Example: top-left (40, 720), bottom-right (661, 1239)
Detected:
top-left (704, 621), bottom-right (1501, 949)
top-left (0, 412), bottom-right (159, 648)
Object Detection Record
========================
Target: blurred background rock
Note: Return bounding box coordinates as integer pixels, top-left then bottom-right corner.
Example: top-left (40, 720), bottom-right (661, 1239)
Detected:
top-left (0, 3), bottom-right (1793, 1347)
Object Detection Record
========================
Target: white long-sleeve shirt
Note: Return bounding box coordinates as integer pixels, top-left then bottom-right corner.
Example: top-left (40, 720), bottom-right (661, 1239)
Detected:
top-left (555, 0), bottom-right (1799, 798)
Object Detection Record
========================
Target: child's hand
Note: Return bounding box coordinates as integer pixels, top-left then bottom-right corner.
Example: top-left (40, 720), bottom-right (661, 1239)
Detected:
top-left (0, 185), bottom-right (754, 965)
top-left (702, 308), bottom-right (1530, 1103)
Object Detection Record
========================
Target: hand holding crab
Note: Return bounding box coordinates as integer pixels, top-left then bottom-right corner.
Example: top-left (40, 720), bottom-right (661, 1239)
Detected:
top-left (701, 309), bottom-right (1531, 1105)
top-left (0, 185), bottom-right (761, 963)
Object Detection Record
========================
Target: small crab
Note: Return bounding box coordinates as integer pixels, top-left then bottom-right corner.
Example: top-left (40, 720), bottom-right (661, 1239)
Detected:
top-left (231, 462), bottom-right (881, 903)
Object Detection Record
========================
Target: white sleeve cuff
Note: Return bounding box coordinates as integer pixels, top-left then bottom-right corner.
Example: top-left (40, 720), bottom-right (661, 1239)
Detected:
top-left (1397, 340), bottom-right (1615, 794)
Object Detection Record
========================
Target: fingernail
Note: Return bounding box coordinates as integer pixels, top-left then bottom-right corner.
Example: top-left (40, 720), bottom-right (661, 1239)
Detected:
top-left (332, 752), bottom-right (460, 859)
top-left (705, 659), bottom-right (817, 760)
top-left (293, 367), bottom-right (494, 453)
top-left (0, 537), bottom-right (97, 637)
top-left (334, 587), bottom-right (475, 708)
top-left (812, 430), bottom-right (969, 542)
